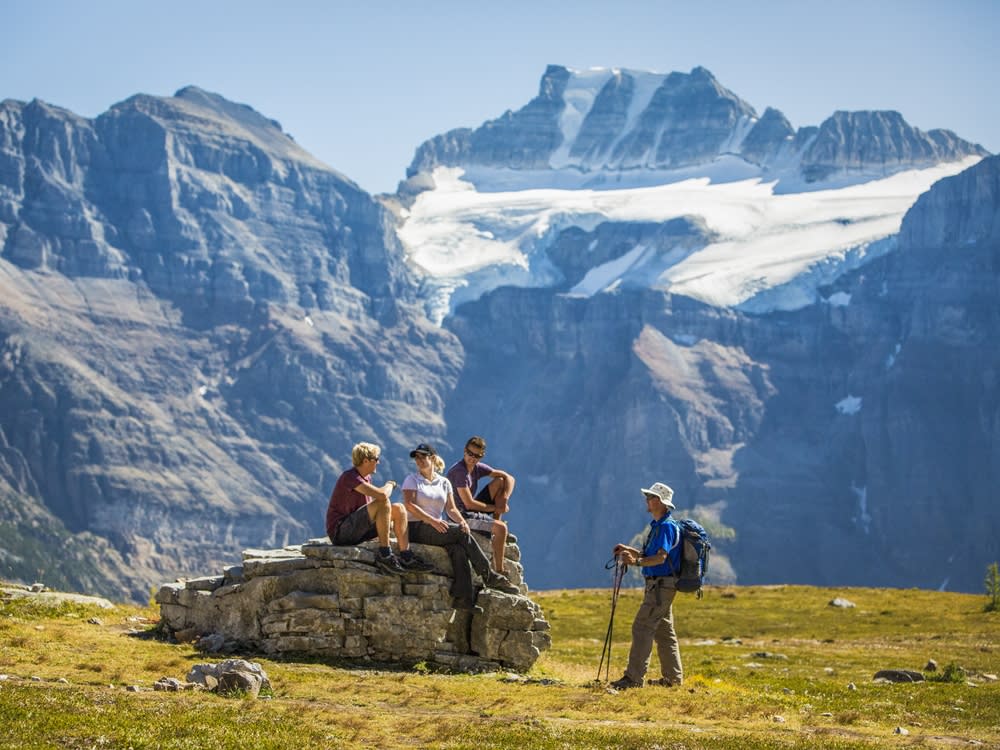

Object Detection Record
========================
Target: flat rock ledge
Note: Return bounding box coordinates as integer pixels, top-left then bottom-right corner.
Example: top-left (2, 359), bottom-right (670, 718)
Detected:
top-left (156, 537), bottom-right (551, 673)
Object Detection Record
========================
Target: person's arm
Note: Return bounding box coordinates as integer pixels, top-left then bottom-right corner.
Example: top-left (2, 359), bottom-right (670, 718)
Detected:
top-left (454, 484), bottom-right (493, 513)
top-left (630, 524), bottom-right (673, 567)
top-left (403, 488), bottom-right (448, 532)
top-left (356, 479), bottom-right (396, 503)
top-left (613, 543), bottom-right (640, 564)
top-left (634, 548), bottom-right (668, 567)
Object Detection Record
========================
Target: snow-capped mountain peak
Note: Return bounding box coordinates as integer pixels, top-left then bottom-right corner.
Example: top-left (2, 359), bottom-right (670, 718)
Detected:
top-left (397, 65), bottom-right (988, 323)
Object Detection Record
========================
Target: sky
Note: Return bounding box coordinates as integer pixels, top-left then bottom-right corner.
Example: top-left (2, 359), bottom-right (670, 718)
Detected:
top-left (4, 0), bottom-right (998, 195)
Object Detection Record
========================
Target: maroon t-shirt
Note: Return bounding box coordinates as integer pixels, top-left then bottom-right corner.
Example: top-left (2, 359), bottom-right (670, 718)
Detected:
top-left (446, 459), bottom-right (494, 513)
top-left (325, 467), bottom-right (370, 537)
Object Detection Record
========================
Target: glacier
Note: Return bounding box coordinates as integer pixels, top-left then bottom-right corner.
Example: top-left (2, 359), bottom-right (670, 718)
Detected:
top-left (397, 156), bottom-right (983, 323)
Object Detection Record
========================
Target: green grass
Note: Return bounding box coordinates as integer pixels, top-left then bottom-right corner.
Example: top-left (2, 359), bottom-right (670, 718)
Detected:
top-left (1, 584), bottom-right (997, 749)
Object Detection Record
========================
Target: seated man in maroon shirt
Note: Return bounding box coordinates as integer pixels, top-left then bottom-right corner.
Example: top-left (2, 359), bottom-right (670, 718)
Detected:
top-left (326, 441), bottom-right (431, 575)
top-left (445, 435), bottom-right (514, 574)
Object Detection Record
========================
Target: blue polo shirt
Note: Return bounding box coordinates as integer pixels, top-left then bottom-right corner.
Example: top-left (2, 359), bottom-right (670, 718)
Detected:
top-left (642, 514), bottom-right (682, 578)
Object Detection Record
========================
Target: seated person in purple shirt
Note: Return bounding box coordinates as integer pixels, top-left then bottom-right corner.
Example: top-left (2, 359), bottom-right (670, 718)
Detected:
top-left (445, 435), bottom-right (514, 574)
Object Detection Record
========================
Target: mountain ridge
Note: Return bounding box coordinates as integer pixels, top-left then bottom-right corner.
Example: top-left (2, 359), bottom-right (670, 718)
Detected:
top-left (404, 65), bottom-right (987, 187)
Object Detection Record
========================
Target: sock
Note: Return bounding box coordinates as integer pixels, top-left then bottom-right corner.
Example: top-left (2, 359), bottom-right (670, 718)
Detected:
top-left (399, 550), bottom-right (414, 560)
top-left (378, 546), bottom-right (392, 557)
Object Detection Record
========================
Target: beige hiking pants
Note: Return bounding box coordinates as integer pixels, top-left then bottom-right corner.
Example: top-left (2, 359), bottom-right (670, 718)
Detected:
top-left (624, 576), bottom-right (683, 686)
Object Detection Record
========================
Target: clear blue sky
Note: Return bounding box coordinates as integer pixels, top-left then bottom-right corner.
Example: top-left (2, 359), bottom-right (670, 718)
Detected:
top-left (5, 0), bottom-right (997, 195)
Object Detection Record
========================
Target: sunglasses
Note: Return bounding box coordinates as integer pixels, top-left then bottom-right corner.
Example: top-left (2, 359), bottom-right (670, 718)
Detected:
top-left (371, 456), bottom-right (381, 463)
top-left (465, 449), bottom-right (484, 459)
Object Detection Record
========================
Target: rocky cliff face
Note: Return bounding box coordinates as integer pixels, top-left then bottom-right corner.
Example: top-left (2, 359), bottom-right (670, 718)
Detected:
top-left (405, 66), bottom-right (985, 185)
top-left (441, 157), bottom-right (1000, 592)
top-left (0, 90), bottom-right (461, 601)
top-left (799, 110), bottom-right (988, 182)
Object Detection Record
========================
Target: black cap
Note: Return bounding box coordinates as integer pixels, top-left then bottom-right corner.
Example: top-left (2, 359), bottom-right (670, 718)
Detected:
top-left (409, 442), bottom-right (436, 457)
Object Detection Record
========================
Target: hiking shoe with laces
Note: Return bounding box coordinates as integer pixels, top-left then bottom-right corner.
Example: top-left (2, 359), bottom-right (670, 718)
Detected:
top-left (374, 552), bottom-right (406, 576)
top-left (610, 675), bottom-right (642, 690)
top-left (485, 573), bottom-right (520, 594)
top-left (398, 553), bottom-right (434, 573)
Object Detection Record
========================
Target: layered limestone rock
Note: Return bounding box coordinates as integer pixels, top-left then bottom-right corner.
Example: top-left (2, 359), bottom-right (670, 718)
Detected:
top-left (156, 537), bottom-right (550, 672)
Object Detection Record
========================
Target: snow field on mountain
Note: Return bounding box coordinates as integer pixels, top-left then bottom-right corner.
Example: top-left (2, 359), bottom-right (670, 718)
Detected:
top-left (397, 157), bottom-right (981, 319)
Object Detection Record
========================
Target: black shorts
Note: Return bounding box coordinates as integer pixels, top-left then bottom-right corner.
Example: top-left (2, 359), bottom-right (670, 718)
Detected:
top-left (331, 504), bottom-right (377, 545)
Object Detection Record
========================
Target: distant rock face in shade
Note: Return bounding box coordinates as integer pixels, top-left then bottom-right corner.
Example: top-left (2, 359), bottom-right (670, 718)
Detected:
top-left (440, 156), bottom-right (1000, 594)
top-left (799, 110), bottom-right (988, 182)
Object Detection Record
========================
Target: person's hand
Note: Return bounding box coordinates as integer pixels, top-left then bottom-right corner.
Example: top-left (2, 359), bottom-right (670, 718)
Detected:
top-left (459, 520), bottom-right (470, 534)
top-left (431, 518), bottom-right (449, 533)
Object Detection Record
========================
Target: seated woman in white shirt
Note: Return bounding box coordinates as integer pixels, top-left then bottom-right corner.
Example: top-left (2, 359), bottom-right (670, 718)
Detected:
top-left (401, 442), bottom-right (519, 609)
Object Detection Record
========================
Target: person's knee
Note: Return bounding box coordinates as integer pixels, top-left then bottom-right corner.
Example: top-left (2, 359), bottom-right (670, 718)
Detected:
top-left (493, 519), bottom-right (507, 535)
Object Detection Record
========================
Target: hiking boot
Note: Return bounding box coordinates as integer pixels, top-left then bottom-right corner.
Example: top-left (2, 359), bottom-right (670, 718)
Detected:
top-left (374, 552), bottom-right (406, 576)
top-left (610, 675), bottom-right (642, 690)
top-left (485, 573), bottom-right (520, 594)
top-left (398, 553), bottom-right (434, 573)
top-left (647, 678), bottom-right (680, 687)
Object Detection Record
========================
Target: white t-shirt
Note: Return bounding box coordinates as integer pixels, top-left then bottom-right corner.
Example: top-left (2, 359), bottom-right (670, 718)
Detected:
top-left (401, 471), bottom-right (452, 520)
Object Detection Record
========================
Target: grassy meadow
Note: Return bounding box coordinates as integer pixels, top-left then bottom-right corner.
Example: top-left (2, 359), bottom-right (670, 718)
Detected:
top-left (1, 583), bottom-right (997, 749)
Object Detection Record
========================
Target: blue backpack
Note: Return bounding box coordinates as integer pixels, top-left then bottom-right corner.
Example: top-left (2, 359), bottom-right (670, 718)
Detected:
top-left (667, 519), bottom-right (711, 597)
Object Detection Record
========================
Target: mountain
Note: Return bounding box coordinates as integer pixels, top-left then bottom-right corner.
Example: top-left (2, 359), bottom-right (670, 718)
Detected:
top-left (398, 65), bottom-right (995, 592)
top-left (0, 88), bottom-right (461, 601)
top-left (439, 153), bottom-right (1000, 592)
top-left (406, 65), bottom-right (985, 184)
top-left (0, 67), bottom-right (997, 601)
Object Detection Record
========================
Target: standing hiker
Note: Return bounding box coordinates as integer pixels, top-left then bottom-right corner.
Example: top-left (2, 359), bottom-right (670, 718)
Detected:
top-left (610, 482), bottom-right (684, 689)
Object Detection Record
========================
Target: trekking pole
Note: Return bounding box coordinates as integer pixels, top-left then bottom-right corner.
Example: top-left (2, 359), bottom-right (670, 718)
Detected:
top-left (596, 555), bottom-right (628, 683)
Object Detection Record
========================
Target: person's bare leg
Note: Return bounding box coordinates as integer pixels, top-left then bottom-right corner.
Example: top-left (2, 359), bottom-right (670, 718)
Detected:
top-left (391, 502), bottom-right (409, 552)
top-left (488, 477), bottom-right (511, 519)
top-left (367, 496), bottom-right (392, 547)
top-left (491, 519), bottom-right (508, 574)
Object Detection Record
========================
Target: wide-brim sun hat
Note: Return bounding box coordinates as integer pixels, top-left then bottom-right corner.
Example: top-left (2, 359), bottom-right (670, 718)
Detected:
top-left (641, 481), bottom-right (675, 509)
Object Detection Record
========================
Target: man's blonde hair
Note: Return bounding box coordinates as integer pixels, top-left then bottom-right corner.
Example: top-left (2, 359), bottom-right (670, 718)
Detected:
top-left (351, 442), bottom-right (380, 467)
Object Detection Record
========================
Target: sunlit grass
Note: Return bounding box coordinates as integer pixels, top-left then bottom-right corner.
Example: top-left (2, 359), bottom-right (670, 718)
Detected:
top-left (1, 585), bottom-right (997, 749)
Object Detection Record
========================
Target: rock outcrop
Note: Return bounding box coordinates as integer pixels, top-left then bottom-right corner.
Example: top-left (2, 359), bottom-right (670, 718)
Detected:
top-left (156, 537), bottom-right (551, 672)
